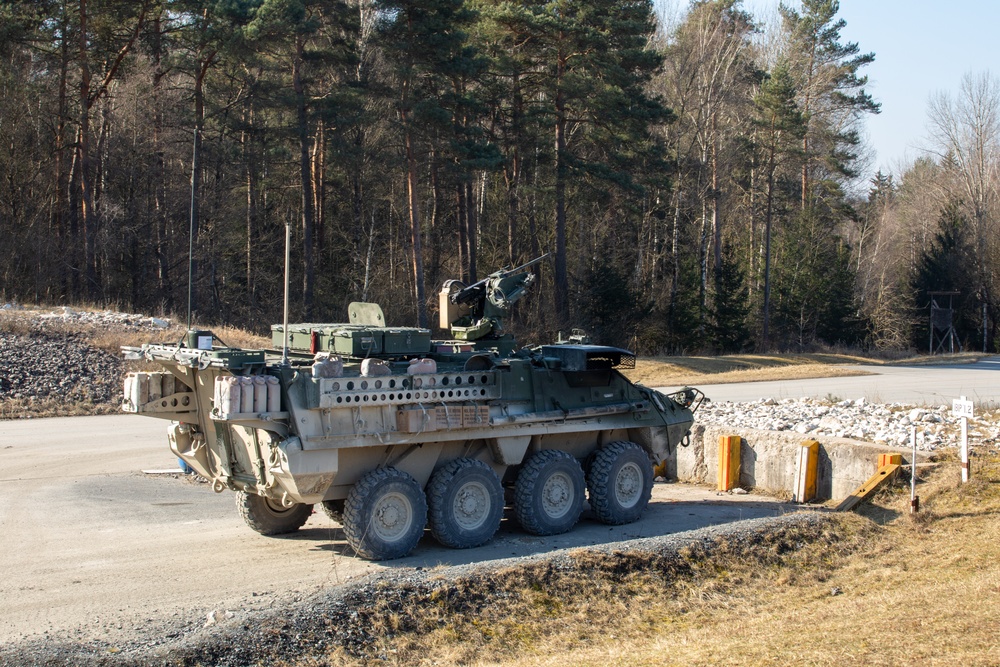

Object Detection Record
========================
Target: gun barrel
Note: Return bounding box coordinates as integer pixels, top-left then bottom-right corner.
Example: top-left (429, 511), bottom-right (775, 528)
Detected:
top-left (451, 254), bottom-right (549, 305)
top-left (508, 253), bottom-right (549, 275)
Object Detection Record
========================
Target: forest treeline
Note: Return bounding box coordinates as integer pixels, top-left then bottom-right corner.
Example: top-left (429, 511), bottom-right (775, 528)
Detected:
top-left (0, 0), bottom-right (997, 353)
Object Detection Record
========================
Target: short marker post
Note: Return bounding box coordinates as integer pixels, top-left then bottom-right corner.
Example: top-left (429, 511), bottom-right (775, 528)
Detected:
top-left (717, 435), bottom-right (741, 492)
top-left (961, 415), bottom-right (969, 483)
top-left (952, 396), bottom-right (973, 483)
top-left (793, 440), bottom-right (819, 503)
top-left (910, 426), bottom-right (919, 514)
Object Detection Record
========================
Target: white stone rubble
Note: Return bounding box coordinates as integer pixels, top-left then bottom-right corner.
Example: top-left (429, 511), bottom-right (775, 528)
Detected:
top-left (698, 396), bottom-right (1000, 452)
top-left (36, 306), bottom-right (170, 331)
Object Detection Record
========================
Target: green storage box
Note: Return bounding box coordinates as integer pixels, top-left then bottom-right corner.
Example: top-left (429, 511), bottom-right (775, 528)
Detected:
top-left (329, 327), bottom-right (383, 357)
top-left (271, 324), bottom-right (336, 351)
top-left (382, 328), bottom-right (431, 355)
top-left (271, 323), bottom-right (428, 358)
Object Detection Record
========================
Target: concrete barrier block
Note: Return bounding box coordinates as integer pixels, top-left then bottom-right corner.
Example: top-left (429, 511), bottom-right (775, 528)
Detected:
top-left (671, 424), bottom-right (925, 501)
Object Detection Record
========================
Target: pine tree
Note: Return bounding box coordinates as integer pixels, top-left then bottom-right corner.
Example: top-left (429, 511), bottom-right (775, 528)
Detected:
top-left (710, 247), bottom-right (752, 352)
top-left (779, 0), bottom-right (879, 209)
top-left (375, 0), bottom-right (480, 327)
top-left (752, 63), bottom-right (805, 348)
top-left (912, 201), bottom-right (979, 349)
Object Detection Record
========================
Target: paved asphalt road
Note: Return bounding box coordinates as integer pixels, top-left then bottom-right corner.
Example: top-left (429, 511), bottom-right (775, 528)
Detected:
top-left (666, 356), bottom-right (1000, 406)
top-left (0, 414), bottom-right (789, 645)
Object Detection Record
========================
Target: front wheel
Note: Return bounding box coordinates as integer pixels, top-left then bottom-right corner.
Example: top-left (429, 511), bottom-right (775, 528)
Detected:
top-left (514, 450), bottom-right (585, 536)
top-left (236, 491), bottom-right (313, 535)
top-left (427, 458), bottom-right (504, 549)
top-left (586, 441), bottom-right (653, 525)
top-left (342, 467), bottom-right (427, 560)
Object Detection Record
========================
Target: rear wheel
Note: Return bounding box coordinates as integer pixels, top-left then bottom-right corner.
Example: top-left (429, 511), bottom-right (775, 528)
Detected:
top-left (586, 441), bottom-right (653, 525)
top-left (342, 467), bottom-right (427, 560)
top-left (514, 450), bottom-right (585, 536)
top-left (237, 491), bottom-right (313, 535)
top-left (427, 458), bottom-right (503, 549)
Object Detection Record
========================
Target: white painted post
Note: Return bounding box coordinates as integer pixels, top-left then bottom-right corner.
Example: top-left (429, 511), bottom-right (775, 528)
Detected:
top-left (952, 395), bottom-right (973, 484)
top-left (961, 414), bottom-right (969, 483)
top-left (910, 426), bottom-right (918, 513)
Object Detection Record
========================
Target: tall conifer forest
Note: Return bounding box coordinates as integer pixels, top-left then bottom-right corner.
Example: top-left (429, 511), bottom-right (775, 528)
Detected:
top-left (1, 0), bottom-right (998, 353)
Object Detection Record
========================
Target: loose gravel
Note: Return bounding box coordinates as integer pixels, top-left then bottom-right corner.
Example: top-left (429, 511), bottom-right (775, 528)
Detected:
top-left (0, 331), bottom-right (122, 404)
top-left (699, 396), bottom-right (1000, 452)
top-left (0, 512), bottom-right (833, 667)
top-left (0, 307), bottom-right (169, 408)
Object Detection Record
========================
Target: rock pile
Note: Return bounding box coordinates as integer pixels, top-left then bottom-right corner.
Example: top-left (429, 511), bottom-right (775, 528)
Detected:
top-left (33, 306), bottom-right (170, 331)
top-left (0, 330), bottom-right (122, 404)
top-left (698, 396), bottom-right (1000, 452)
top-left (0, 307), bottom-right (159, 406)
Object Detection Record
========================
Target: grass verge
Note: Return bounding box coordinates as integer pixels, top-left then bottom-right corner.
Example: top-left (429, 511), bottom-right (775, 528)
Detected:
top-left (624, 351), bottom-right (988, 388)
top-left (250, 453), bottom-right (1000, 667)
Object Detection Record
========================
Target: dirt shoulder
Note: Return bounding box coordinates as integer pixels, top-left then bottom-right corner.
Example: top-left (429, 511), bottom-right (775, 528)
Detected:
top-left (5, 453), bottom-right (991, 667)
top-left (0, 511), bottom-right (833, 667)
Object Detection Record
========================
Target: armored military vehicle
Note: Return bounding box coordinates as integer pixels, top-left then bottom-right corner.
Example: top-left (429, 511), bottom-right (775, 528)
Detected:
top-left (123, 258), bottom-right (701, 560)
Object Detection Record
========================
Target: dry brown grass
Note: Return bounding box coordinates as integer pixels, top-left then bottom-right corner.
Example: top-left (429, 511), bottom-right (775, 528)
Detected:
top-left (622, 350), bottom-right (990, 388)
top-left (85, 323), bottom-right (270, 354)
top-left (283, 452), bottom-right (1000, 667)
top-left (0, 397), bottom-right (121, 419)
top-left (624, 353), bottom-right (874, 387)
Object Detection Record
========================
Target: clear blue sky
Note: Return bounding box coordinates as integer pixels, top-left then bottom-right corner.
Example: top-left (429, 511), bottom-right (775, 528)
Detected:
top-left (663, 1), bottom-right (1000, 178)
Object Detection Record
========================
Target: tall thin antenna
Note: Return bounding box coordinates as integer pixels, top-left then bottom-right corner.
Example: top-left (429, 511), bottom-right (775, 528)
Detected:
top-left (282, 216), bottom-right (291, 365)
top-left (187, 126), bottom-right (199, 332)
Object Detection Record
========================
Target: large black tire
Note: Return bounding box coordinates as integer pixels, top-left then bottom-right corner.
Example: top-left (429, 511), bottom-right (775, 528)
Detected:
top-left (514, 450), bottom-right (585, 536)
top-left (342, 467), bottom-right (427, 560)
top-left (586, 441), bottom-right (653, 525)
top-left (427, 458), bottom-right (504, 549)
top-left (237, 491), bottom-right (313, 535)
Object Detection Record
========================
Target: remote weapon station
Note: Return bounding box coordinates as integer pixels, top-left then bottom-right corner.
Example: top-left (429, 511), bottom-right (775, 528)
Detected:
top-left (123, 256), bottom-right (701, 560)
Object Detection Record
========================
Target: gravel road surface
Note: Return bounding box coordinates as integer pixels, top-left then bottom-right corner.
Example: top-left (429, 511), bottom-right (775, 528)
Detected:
top-left (0, 414), bottom-right (792, 649)
top-left (669, 356), bottom-right (1000, 405)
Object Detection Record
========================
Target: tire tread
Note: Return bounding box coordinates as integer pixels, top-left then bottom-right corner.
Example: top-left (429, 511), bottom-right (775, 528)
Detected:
top-left (514, 450), bottom-right (585, 536)
top-left (586, 440), bottom-right (652, 525)
top-left (236, 491), bottom-right (313, 535)
top-left (427, 458), bottom-right (503, 549)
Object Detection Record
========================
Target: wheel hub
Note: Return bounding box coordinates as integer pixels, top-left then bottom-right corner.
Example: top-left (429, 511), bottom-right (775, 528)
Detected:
top-left (541, 472), bottom-right (573, 518)
top-left (453, 481), bottom-right (490, 530)
top-left (615, 462), bottom-right (643, 508)
top-left (372, 492), bottom-right (413, 541)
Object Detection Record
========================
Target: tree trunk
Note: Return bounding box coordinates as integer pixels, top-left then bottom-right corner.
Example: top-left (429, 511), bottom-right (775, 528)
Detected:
top-left (243, 101), bottom-right (257, 298)
top-left (188, 58), bottom-right (210, 320)
top-left (711, 115), bottom-right (722, 276)
top-left (465, 179), bottom-right (477, 283)
top-left (313, 122), bottom-right (326, 257)
top-left (456, 183), bottom-right (468, 283)
top-left (56, 7), bottom-right (72, 298)
top-left (553, 47), bottom-right (569, 326)
top-left (762, 140), bottom-right (776, 350)
top-left (151, 9), bottom-right (171, 310)
top-left (402, 110), bottom-right (427, 327)
top-left (505, 75), bottom-right (523, 265)
top-left (294, 35), bottom-right (315, 319)
top-left (78, 0), bottom-right (98, 299)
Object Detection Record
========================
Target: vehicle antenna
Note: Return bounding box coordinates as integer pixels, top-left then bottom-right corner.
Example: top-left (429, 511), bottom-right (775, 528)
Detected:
top-left (186, 126), bottom-right (198, 333)
top-left (282, 216), bottom-right (291, 365)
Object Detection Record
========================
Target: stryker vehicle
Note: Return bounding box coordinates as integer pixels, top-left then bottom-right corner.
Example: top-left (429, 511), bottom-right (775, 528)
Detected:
top-left (122, 257), bottom-right (702, 560)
